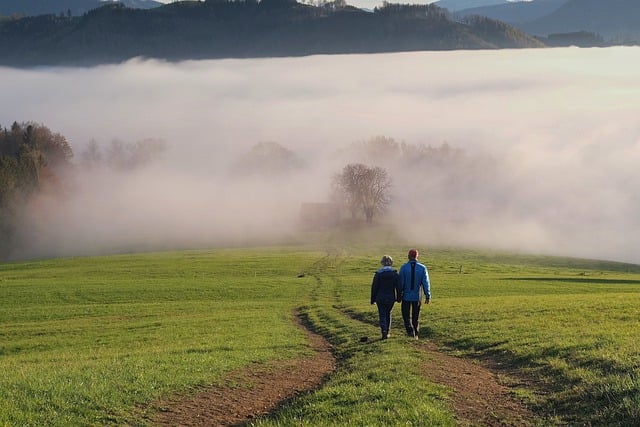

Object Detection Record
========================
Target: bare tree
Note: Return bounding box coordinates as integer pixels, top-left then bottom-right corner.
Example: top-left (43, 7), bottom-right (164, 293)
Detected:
top-left (333, 163), bottom-right (391, 224)
top-left (104, 138), bottom-right (166, 171)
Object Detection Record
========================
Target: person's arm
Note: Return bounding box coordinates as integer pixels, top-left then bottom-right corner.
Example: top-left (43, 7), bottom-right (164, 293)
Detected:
top-left (398, 265), bottom-right (406, 300)
top-left (371, 273), bottom-right (379, 304)
top-left (423, 266), bottom-right (431, 303)
top-left (394, 273), bottom-right (403, 302)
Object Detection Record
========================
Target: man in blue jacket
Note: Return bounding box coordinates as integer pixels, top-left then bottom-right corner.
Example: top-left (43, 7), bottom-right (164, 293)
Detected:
top-left (399, 248), bottom-right (431, 339)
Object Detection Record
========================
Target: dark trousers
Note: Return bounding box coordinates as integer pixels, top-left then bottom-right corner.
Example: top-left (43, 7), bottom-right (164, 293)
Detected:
top-left (376, 302), bottom-right (394, 334)
top-left (401, 300), bottom-right (421, 336)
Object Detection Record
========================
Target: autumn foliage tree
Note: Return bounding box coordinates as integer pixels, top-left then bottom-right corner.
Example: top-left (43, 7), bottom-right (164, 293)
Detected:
top-left (332, 163), bottom-right (391, 224)
top-left (0, 121), bottom-right (73, 258)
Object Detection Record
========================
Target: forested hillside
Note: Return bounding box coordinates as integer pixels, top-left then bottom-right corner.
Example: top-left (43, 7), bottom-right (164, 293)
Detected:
top-left (0, 0), bottom-right (544, 66)
top-left (0, 0), bottom-right (161, 17)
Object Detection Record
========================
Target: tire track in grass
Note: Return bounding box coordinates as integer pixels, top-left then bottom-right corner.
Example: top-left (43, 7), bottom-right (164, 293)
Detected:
top-left (149, 248), bottom-right (536, 426)
top-left (307, 250), bottom-right (536, 425)
top-left (341, 307), bottom-right (536, 426)
top-left (148, 312), bottom-right (336, 426)
top-left (418, 339), bottom-right (535, 427)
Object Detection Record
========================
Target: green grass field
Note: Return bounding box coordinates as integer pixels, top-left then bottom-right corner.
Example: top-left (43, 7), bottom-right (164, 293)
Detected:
top-left (2, 245), bottom-right (640, 426)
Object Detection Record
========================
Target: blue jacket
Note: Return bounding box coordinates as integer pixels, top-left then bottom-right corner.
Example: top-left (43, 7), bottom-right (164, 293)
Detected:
top-left (399, 260), bottom-right (430, 302)
top-left (371, 266), bottom-right (401, 304)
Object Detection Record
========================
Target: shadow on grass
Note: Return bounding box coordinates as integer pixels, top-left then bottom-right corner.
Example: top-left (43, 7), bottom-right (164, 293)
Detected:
top-left (342, 305), bottom-right (640, 426)
top-left (339, 306), bottom-right (436, 341)
top-left (445, 335), bottom-right (640, 426)
top-left (503, 277), bottom-right (640, 285)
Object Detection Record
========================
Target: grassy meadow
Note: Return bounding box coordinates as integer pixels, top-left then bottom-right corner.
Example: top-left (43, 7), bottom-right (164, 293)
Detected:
top-left (2, 244), bottom-right (640, 426)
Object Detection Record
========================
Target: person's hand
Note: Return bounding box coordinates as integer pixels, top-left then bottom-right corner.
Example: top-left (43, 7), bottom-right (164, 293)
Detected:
top-left (425, 298), bottom-right (431, 304)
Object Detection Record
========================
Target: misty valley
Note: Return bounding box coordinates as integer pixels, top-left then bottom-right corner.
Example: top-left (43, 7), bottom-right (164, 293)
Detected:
top-left (4, 34), bottom-right (640, 427)
top-left (1, 46), bottom-right (640, 263)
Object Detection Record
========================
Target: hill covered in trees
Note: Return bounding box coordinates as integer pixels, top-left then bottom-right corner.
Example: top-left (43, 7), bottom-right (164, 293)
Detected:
top-left (0, 0), bottom-right (544, 67)
top-left (0, 0), bottom-right (162, 18)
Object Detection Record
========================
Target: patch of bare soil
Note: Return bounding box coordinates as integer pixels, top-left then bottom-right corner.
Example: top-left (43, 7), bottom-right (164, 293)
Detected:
top-left (147, 319), bottom-right (535, 427)
top-left (419, 340), bottom-right (536, 426)
top-left (148, 316), bottom-right (336, 426)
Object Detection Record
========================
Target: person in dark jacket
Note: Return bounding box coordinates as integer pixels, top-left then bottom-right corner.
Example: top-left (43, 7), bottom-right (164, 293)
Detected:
top-left (399, 248), bottom-right (431, 339)
top-left (370, 255), bottom-right (402, 340)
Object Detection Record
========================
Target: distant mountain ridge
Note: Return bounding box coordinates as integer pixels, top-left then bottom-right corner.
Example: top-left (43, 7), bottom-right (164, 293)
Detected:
top-left (453, 0), bottom-right (640, 42)
top-left (519, 0), bottom-right (640, 39)
top-left (0, 1), bottom-right (544, 67)
top-left (455, 0), bottom-right (568, 25)
top-left (0, 0), bottom-right (162, 17)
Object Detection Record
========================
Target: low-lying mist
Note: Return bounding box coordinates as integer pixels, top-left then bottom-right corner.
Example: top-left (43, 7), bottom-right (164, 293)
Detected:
top-left (2, 46), bottom-right (640, 263)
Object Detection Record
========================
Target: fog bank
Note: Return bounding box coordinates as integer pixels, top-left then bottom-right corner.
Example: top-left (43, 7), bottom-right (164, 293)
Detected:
top-left (2, 47), bottom-right (640, 263)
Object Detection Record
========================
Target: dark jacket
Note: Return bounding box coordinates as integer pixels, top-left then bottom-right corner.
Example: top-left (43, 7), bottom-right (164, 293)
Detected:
top-left (371, 266), bottom-right (402, 304)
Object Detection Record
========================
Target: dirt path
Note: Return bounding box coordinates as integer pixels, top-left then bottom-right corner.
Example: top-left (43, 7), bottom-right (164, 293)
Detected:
top-left (419, 340), bottom-right (535, 426)
top-left (149, 316), bottom-right (336, 426)
top-left (148, 319), bottom-right (534, 426)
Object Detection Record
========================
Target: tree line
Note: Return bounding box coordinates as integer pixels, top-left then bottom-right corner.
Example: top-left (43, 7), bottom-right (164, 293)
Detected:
top-left (1, 121), bottom-right (473, 259)
top-left (0, 122), bottom-right (168, 259)
top-left (229, 135), bottom-right (469, 226)
top-left (0, 0), bottom-right (544, 66)
top-left (330, 135), bottom-right (472, 225)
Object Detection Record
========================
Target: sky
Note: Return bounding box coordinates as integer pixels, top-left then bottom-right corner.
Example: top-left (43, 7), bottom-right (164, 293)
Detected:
top-left (2, 46), bottom-right (640, 263)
